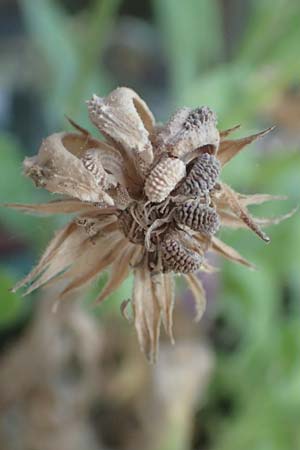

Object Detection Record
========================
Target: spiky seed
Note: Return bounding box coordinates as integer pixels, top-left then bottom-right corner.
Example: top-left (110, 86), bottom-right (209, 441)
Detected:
top-left (161, 236), bottom-right (202, 273)
top-left (174, 200), bottom-right (220, 236)
top-left (176, 153), bottom-right (221, 196)
top-left (144, 157), bottom-right (186, 203)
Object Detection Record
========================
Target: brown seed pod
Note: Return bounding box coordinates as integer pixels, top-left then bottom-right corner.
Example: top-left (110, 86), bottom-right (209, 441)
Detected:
top-left (174, 200), bottom-right (220, 236)
top-left (176, 153), bottom-right (220, 196)
top-left (155, 106), bottom-right (220, 158)
top-left (161, 236), bottom-right (202, 273)
top-left (144, 157), bottom-right (186, 203)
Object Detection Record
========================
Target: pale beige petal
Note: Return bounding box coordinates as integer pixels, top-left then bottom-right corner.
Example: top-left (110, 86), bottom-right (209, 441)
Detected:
top-left (220, 124), bottom-right (241, 139)
top-left (220, 183), bottom-right (270, 242)
top-left (219, 210), bottom-right (247, 229)
top-left (219, 206), bottom-right (296, 230)
top-left (87, 87), bottom-right (154, 176)
top-left (59, 233), bottom-right (128, 299)
top-left (155, 106), bottom-right (220, 158)
top-left (22, 225), bottom-right (91, 295)
top-left (24, 132), bottom-right (114, 205)
top-left (15, 217), bottom-right (118, 295)
top-left (253, 207), bottom-right (298, 226)
top-left (184, 273), bottom-right (207, 322)
top-left (95, 244), bottom-right (139, 303)
top-left (201, 259), bottom-right (219, 273)
top-left (152, 272), bottom-right (175, 343)
top-left (132, 263), bottom-right (161, 363)
top-left (218, 126), bottom-right (275, 166)
top-left (5, 199), bottom-right (110, 215)
top-left (12, 221), bottom-right (78, 292)
top-left (120, 299), bottom-right (132, 321)
top-left (237, 193), bottom-right (287, 207)
top-left (211, 237), bottom-right (256, 269)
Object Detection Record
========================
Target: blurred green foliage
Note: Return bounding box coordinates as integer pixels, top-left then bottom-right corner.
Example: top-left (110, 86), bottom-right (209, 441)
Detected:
top-left (0, 0), bottom-right (300, 449)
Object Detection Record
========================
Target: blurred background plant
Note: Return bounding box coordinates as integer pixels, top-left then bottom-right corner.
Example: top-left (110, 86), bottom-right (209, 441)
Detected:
top-left (0, 0), bottom-right (299, 449)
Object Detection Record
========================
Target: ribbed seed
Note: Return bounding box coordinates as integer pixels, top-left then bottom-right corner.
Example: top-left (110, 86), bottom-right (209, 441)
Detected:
top-left (144, 157), bottom-right (186, 203)
top-left (81, 149), bottom-right (108, 187)
top-left (161, 237), bottom-right (202, 273)
top-left (177, 153), bottom-right (220, 196)
top-left (174, 201), bottom-right (220, 236)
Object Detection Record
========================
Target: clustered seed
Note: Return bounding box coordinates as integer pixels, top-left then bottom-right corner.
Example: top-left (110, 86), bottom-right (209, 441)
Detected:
top-left (183, 106), bottom-right (217, 131)
top-left (176, 153), bottom-right (221, 196)
top-left (161, 236), bottom-right (203, 273)
top-left (118, 148), bottom-right (221, 274)
top-left (174, 200), bottom-right (220, 235)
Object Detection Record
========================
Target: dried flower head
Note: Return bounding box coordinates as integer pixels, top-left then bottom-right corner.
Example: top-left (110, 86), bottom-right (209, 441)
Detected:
top-left (7, 87), bottom-right (294, 362)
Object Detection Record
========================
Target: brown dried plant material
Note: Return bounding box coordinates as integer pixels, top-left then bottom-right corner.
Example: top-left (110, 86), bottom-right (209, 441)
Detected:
top-left (7, 87), bottom-right (294, 362)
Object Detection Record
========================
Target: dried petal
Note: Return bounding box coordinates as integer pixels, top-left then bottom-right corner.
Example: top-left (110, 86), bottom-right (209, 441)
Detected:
top-left (220, 183), bottom-right (270, 242)
top-left (220, 124), bottom-right (241, 138)
top-left (24, 132), bottom-right (114, 205)
top-left (95, 244), bottom-right (140, 303)
top-left (237, 193), bottom-right (287, 207)
top-left (184, 273), bottom-right (207, 321)
top-left (58, 232), bottom-right (127, 299)
top-left (211, 237), bottom-right (256, 269)
top-left (5, 199), bottom-right (102, 215)
top-left (87, 87), bottom-right (154, 175)
top-left (144, 157), bottom-right (186, 203)
top-left (132, 263), bottom-right (161, 363)
top-left (152, 272), bottom-right (175, 343)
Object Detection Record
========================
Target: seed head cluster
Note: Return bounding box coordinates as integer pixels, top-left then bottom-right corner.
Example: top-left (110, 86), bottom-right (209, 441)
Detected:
top-left (8, 87), bottom-right (292, 362)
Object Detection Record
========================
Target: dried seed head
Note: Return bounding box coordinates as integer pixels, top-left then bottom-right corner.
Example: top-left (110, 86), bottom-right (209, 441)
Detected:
top-left (176, 153), bottom-right (221, 196)
top-left (155, 106), bottom-right (220, 158)
top-left (174, 200), bottom-right (220, 235)
top-left (161, 236), bottom-right (203, 273)
top-left (144, 157), bottom-right (186, 203)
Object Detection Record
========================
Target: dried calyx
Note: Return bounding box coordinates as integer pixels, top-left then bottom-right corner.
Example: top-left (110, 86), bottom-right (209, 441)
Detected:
top-left (8, 87), bottom-right (293, 362)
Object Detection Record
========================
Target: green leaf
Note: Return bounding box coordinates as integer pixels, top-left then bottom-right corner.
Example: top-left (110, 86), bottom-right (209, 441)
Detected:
top-left (0, 270), bottom-right (27, 329)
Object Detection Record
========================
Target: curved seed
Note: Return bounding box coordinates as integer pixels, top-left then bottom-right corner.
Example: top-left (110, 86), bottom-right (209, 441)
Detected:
top-left (176, 153), bottom-right (220, 196)
top-left (174, 200), bottom-right (220, 236)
